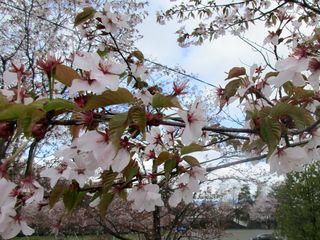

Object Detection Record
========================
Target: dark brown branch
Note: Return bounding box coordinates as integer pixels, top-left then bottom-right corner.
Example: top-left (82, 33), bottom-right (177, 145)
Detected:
top-left (50, 118), bottom-right (256, 135)
top-left (288, 0), bottom-right (320, 14)
top-left (159, 120), bottom-right (256, 134)
top-left (290, 119), bottom-right (320, 135)
top-left (206, 154), bottom-right (267, 172)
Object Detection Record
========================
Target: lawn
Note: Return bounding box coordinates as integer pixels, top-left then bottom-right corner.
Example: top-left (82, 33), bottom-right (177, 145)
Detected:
top-left (13, 236), bottom-right (115, 240)
top-left (13, 229), bottom-right (274, 240)
top-left (221, 229), bottom-right (274, 240)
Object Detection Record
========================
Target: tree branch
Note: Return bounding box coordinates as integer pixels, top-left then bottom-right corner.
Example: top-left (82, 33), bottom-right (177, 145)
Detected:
top-left (206, 154), bottom-right (267, 172)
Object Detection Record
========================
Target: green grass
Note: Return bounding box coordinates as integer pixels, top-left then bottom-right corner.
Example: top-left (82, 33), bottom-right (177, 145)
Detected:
top-left (14, 235), bottom-right (113, 240)
top-left (221, 229), bottom-right (274, 240)
top-left (14, 230), bottom-right (274, 240)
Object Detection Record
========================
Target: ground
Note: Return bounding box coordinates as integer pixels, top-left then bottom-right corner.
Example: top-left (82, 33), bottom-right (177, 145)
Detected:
top-left (13, 229), bottom-right (274, 240)
top-left (222, 229), bottom-right (274, 240)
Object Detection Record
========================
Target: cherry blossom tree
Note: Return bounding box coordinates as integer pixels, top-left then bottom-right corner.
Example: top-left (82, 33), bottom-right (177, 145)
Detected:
top-left (249, 192), bottom-right (277, 229)
top-left (1, 1), bottom-right (320, 239)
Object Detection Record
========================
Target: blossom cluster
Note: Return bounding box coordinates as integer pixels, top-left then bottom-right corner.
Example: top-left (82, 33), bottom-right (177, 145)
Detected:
top-left (2, 1), bottom-right (320, 238)
top-left (0, 177), bottom-right (44, 239)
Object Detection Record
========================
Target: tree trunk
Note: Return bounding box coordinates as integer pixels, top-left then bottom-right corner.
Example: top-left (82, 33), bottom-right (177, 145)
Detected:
top-left (151, 159), bottom-right (161, 240)
top-left (0, 139), bottom-right (5, 160)
top-left (153, 206), bottom-right (161, 240)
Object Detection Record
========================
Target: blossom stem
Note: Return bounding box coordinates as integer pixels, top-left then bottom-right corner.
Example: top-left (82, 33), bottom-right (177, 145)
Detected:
top-left (47, 74), bottom-right (53, 100)
top-left (25, 140), bottom-right (38, 176)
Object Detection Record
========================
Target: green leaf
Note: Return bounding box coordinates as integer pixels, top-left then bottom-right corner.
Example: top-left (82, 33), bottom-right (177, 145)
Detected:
top-left (283, 82), bottom-right (295, 95)
top-left (18, 108), bottom-right (46, 137)
top-left (155, 151), bottom-right (171, 166)
top-left (164, 158), bottom-right (177, 179)
top-left (109, 106), bottom-right (146, 146)
top-left (181, 143), bottom-right (204, 155)
top-left (98, 192), bottom-right (114, 216)
top-left (128, 106), bottom-right (146, 134)
top-left (224, 79), bottom-right (241, 98)
top-left (63, 189), bottom-right (85, 212)
top-left (260, 117), bottom-right (281, 157)
top-left (226, 67), bottom-right (246, 80)
top-left (131, 50), bottom-right (144, 62)
top-left (0, 104), bottom-right (27, 121)
top-left (101, 171), bottom-right (118, 189)
top-left (85, 88), bottom-right (134, 110)
top-left (123, 160), bottom-right (139, 181)
top-left (0, 93), bottom-right (9, 111)
top-left (74, 7), bottom-right (96, 26)
top-left (0, 104), bottom-right (46, 136)
top-left (152, 93), bottom-right (181, 109)
top-left (118, 190), bottom-right (127, 201)
top-left (49, 184), bottom-right (65, 208)
top-left (264, 71), bottom-right (278, 80)
top-left (183, 155), bottom-right (200, 167)
top-left (109, 113), bottom-right (128, 146)
top-left (271, 103), bottom-right (314, 129)
top-left (54, 64), bottom-right (80, 87)
top-left (42, 99), bottom-right (75, 112)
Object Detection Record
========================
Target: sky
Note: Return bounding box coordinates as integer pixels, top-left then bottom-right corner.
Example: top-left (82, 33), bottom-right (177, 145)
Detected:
top-left (134, 1), bottom-right (283, 194)
top-left (135, 1), bottom-right (274, 89)
top-left (134, 0), bottom-right (281, 125)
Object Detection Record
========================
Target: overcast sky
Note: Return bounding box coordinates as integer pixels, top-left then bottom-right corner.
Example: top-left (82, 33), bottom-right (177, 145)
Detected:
top-left (134, 0), bottom-right (281, 126)
top-left (136, 1), bottom-right (275, 89)
top-left (134, 1), bottom-right (283, 193)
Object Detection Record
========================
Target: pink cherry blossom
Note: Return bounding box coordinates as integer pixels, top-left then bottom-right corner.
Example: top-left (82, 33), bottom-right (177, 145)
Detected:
top-left (308, 58), bottom-right (320, 91)
top-left (95, 4), bottom-right (129, 34)
top-left (64, 152), bottom-right (99, 188)
top-left (111, 148), bottom-right (131, 172)
top-left (263, 32), bottom-right (279, 45)
top-left (2, 61), bottom-right (25, 87)
top-left (76, 130), bottom-right (116, 170)
top-left (237, 64), bottom-right (257, 97)
top-left (91, 59), bottom-right (126, 91)
top-left (146, 127), bottom-right (164, 155)
top-left (20, 178), bottom-right (44, 204)
top-left (69, 71), bottom-right (107, 95)
top-left (164, 126), bottom-right (176, 147)
top-left (130, 62), bottom-right (149, 81)
top-left (136, 88), bottom-right (153, 105)
top-left (73, 52), bottom-right (100, 71)
top-left (269, 147), bottom-right (309, 175)
top-left (127, 184), bottom-right (164, 212)
top-left (178, 101), bottom-right (206, 145)
top-left (168, 183), bottom-right (197, 207)
top-left (40, 164), bottom-right (68, 188)
top-left (70, 51), bottom-right (125, 94)
top-left (0, 179), bottom-right (16, 207)
top-left (0, 199), bottom-right (16, 226)
top-left (168, 167), bottom-right (205, 207)
top-left (0, 214), bottom-right (34, 239)
top-left (268, 57), bottom-right (308, 87)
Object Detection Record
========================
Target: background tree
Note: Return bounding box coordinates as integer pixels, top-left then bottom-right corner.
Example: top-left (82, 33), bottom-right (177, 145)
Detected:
top-left (234, 184), bottom-right (253, 224)
top-left (249, 192), bottom-right (277, 229)
top-left (2, 0), bottom-right (320, 239)
top-left (275, 162), bottom-right (320, 240)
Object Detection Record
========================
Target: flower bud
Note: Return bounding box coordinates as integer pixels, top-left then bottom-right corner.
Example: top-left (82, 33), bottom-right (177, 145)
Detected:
top-left (31, 123), bottom-right (47, 141)
top-left (146, 112), bottom-right (163, 126)
top-left (37, 54), bottom-right (62, 77)
top-left (0, 122), bottom-right (14, 140)
top-left (173, 81), bottom-right (188, 95)
top-left (74, 95), bottom-right (87, 108)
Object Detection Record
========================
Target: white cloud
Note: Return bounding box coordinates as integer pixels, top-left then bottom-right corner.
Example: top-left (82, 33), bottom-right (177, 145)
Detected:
top-left (136, 1), bottom-right (276, 88)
